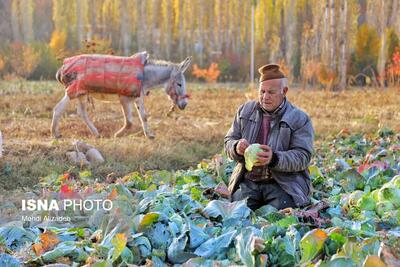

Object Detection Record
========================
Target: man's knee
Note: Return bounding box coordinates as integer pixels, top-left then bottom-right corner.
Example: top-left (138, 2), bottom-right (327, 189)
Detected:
top-left (231, 183), bottom-right (262, 211)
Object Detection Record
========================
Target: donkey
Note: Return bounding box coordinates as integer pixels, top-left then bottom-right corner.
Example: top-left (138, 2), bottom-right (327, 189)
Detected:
top-left (51, 52), bottom-right (192, 139)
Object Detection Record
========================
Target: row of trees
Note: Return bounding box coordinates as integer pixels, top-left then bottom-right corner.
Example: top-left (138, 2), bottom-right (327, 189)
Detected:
top-left (0, 0), bottom-right (399, 88)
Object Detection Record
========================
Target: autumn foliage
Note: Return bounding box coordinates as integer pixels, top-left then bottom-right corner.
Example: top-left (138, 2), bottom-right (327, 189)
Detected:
top-left (7, 43), bottom-right (40, 79)
top-left (192, 63), bottom-right (220, 83)
top-left (32, 231), bottom-right (60, 256)
top-left (49, 30), bottom-right (67, 54)
top-left (386, 48), bottom-right (400, 86)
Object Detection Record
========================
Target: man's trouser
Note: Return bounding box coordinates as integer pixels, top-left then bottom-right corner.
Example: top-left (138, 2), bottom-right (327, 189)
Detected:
top-left (232, 178), bottom-right (295, 210)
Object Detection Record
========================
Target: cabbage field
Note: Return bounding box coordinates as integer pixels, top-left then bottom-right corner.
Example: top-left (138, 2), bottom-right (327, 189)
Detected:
top-left (0, 128), bottom-right (399, 266)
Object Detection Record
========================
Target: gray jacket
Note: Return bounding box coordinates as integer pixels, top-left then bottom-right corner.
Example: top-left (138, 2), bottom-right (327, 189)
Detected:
top-left (224, 99), bottom-right (314, 207)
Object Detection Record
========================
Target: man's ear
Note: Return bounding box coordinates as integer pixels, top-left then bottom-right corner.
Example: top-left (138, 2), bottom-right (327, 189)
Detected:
top-left (283, 87), bottom-right (288, 95)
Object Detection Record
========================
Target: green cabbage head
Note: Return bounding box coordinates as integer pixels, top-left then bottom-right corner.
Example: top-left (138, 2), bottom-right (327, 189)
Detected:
top-left (378, 183), bottom-right (400, 208)
top-left (390, 175), bottom-right (400, 189)
top-left (356, 193), bottom-right (376, 211)
top-left (244, 143), bottom-right (264, 171)
top-left (376, 201), bottom-right (395, 217)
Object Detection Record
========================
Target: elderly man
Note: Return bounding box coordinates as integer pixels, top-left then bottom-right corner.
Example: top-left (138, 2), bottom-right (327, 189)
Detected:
top-left (224, 64), bottom-right (314, 210)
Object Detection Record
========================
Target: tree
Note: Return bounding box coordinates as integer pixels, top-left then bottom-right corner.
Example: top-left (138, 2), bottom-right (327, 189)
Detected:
top-left (11, 0), bottom-right (21, 42)
top-left (120, 0), bottom-right (132, 55)
top-left (338, 0), bottom-right (349, 90)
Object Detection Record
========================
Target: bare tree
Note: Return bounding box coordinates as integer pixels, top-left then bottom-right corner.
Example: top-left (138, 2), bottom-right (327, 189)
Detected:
top-left (120, 0), bottom-right (131, 55)
top-left (177, 0), bottom-right (184, 58)
top-left (279, 3), bottom-right (286, 61)
top-left (11, 0), bottom-right (21, 42)
top-left (329, 0), bottom-right (336, 71)
top-left (21, 0), bottom-right (33, 43)
top-left (136, 0), bottom-right (146, 51)
top-left (286, 0), bottom-right (296, 72)
top-left (339, 0), bottom-right (349, 90)
top-left (388, 0), bottom-right (398, 27)
top-left (76, 0), bottom-right (83, 48)
top-left (358, 0), bottom-right (367, 27)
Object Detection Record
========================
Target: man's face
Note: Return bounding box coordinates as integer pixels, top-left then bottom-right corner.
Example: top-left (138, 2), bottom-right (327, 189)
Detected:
top-left (258, 79), bottom-right (288, 112)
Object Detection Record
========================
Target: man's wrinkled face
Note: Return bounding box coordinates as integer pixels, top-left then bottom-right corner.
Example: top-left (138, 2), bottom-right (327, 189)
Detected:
top-left (258, 79), bottom-right (288, 112)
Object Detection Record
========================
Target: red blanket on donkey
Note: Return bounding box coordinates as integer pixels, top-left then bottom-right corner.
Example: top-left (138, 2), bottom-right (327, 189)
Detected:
top-left (59, 53), bottom-right (146, 99)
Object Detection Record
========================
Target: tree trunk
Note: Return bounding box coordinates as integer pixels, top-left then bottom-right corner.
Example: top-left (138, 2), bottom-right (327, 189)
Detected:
top-left (357, 0), bottom-right (367, 27)
top-left (208, 1), bottom-right (215, 54)
top-left (321, 0), bottom-right (329, 64)
top-left (76, 0), bottom-right (83, 48)
top-left (136, 0), bottom-right (145, 51)
top-left (224, 1), bottom-right (231, 52)
top-left (20, 0), bottom-right (33, 43)
top-left (178, 0), bottom-right (184, 58)
top-left (279, 4), bottom-right (286, 61)
top-left (339, 0), bottom-right (348, 90)
top-left (286, 0), bottom-right (295, 73)
top-left (197, 0), bottom-right (204, 65)
top-left (250, 2), bottom-right (255, 86)
top-left (388, 0), bottom-right (398, 29)
top-left (378, 0), bottom-right (386, 87)
top-left (120, 0), bottom-right (131, 55)
top-left (216, 0), bottom-right (222, 52)
top-left (11, 0), bottom-right (21, 42)
top-left (329, 0), bottom-right (336, 71)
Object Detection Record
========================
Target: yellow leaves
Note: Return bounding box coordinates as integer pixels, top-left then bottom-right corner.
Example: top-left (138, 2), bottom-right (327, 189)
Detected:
top-left (300, 229), bottom-right (328, 264)
top-left (111, 233), bottom-right (127, 262)
top-left (107, 188), bottom-right (118, 200)
top-left (32, 231), bottom-right (60, 256)
top-left (0, 55), bottom-right (5, 72)
top-left (355, 24), bottom-right (380, 64)
top-left (49, 30), bottom-right (67, 53)
top-left (192, 63), bottom-right (221, 83)
top-left (362, 255), bottom-right (386, 267)
top-left (136, 212), bottom-right (160, 232)
top-left (7, 43), bottom-right (40, 78)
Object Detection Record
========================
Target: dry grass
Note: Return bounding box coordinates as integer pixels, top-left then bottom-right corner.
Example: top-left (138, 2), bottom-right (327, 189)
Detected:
top-left (0, 81), bottom-right (399, 190)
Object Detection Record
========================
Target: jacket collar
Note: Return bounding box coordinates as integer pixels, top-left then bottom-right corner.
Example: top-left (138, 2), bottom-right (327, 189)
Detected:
top-left (257, 97), bottom-right (288, 119)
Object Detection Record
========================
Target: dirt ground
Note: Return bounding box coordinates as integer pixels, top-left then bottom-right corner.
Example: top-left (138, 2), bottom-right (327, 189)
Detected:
top-left (1, 81), bottom-right (399, 190)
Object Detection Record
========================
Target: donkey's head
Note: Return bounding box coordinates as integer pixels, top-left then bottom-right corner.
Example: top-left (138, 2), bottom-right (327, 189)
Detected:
top-left (165, 57), bottom-right (192, 110)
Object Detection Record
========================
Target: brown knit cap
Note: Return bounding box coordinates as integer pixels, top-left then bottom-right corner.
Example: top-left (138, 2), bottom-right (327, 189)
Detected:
top-left (258, 64), bottom-right (286, 82)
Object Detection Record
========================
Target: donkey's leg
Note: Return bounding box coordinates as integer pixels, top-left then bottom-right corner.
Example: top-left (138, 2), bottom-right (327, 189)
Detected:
top-left (134, 95), bottom-right (155, 139)
top-left (51, 93), bottom-right (70, 138)
top-left (114, 95), bottom-right (134, 137)
top-left (77, 95), bottom-right (100, 138)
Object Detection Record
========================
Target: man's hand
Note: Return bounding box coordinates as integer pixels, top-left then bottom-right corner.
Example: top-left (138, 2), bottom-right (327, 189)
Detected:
top-left (254, 145), bottom-right (273, 166)
top-left (236, 139), bottom-right (249, 156)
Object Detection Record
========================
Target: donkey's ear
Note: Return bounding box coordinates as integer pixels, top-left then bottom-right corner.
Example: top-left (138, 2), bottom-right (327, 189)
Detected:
top-left (179, 56), bottom-right (192, 73)
top-left (134, 51), bottom-right (149, 65)
top-left (141, 51), bottom-right (149, 65)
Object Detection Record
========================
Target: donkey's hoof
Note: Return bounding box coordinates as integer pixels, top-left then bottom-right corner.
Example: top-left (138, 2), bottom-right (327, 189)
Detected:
top-left (114, 131), bottom-right (124, 138)
top-left (145, 132), bottom-right (155, 139)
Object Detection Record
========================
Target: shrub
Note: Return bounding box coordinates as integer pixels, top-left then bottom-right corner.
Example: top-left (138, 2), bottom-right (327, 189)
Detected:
top-left (386, 28), bottom-right (399, 63)
top-left (350, 24), bottom-right (380, 76)
top-left (29, 42), bottom-right (60, 80)
top-left (192, 63), bottom-right (221, 83)
top-left (49, 30), bottom-right (67, 56)
top-left (6, 43), bottom-right (40, 79)
top-left (386, 47), bottom-right (400, 86)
